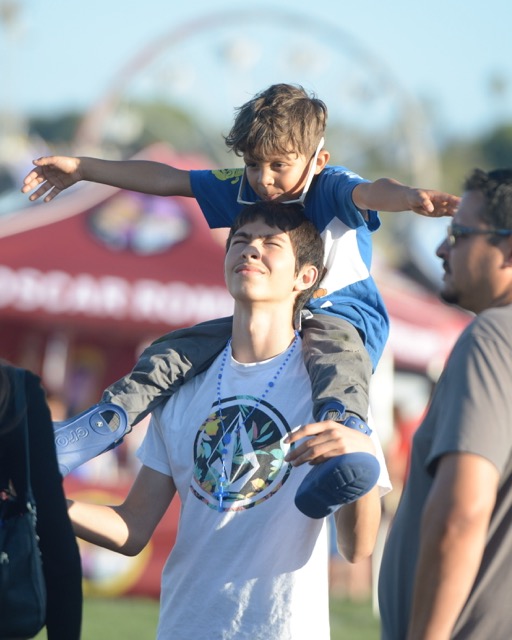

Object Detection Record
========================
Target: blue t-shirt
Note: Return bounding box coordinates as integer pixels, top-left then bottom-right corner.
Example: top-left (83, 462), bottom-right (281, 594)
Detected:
top-left (189, 165), bottom-right (389, 369)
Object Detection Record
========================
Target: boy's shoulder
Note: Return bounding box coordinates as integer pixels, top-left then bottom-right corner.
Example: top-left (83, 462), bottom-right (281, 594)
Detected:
top-left (305, 165), bottom-right (378, 230)
top-left (191, 167), bottom-right (244, 184)
top-left (210, 168), bottom-right (244, 183)
top-left (318, 164), bottom-right (368, 182)
top-left (307, 164), bottom-right (368, 208)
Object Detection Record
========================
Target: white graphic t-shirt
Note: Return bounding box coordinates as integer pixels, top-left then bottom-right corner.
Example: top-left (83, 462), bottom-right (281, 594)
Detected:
top-left (138, 338), bottom-right (389, 639)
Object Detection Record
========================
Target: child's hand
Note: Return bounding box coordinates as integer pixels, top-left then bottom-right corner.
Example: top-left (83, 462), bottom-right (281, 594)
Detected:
top-left (21, 156), bottom-right (83, 202)
top-left (407, 188), bottom-right (460, 217)
top-left (284, 418), bottom-right (376, 467)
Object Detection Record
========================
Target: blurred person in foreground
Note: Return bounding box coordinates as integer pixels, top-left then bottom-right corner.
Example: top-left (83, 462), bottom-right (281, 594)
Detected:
top-left (67, 202), bottom-right (391, 640)
top-left (378, 168), bottom-right (512, 640)
top-left (0, 362), bottom-right (82, 639)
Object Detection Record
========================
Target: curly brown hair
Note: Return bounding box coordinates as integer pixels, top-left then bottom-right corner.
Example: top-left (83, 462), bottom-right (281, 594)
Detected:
top-left (224, 83), bottom-right (327, 160)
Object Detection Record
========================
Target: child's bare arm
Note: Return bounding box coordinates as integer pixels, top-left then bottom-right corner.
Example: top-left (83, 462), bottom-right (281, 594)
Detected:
top-left (22, 156), bottom-right (193, 203)
top-left (353, 178), bottom-right (460, 217)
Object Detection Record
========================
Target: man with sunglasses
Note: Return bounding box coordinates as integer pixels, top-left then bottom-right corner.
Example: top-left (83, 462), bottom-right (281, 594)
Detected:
top-left (22, 83), bottom-right (458, 517)
top-left (379, 168), bottom-right (512, 639)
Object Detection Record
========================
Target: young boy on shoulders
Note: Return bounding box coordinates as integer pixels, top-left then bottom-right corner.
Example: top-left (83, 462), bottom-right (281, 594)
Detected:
top-left (22, 83), bottom-right (458, 517)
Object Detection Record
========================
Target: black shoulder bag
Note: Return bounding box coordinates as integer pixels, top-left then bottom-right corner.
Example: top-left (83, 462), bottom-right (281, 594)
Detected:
top-left (0, 368), bottom-right (47, 639)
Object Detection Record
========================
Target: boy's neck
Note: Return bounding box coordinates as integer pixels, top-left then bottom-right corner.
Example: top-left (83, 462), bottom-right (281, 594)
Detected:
top-left (231, 308), bottom-right (297, 363)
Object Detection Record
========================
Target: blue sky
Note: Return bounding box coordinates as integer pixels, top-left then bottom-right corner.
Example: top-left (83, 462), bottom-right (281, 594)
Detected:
top-left (2, 0), bottom-right (511, 142)
top-left (1, 0), bottom-right (510, 286)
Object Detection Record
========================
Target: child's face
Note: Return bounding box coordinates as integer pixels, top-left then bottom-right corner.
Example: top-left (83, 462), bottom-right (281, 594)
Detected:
top-left (242, 147), bottom-right (325, 204)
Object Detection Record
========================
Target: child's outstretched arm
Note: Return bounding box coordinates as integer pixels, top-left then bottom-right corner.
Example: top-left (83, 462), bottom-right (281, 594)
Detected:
top-left (353, 178), bottom-right (460, 217)
top-left (21, 156), bottom-right (193, 203)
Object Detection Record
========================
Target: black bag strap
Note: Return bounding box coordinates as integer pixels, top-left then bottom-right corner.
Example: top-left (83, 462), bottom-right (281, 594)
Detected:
top-left (1, 368), bottom-right (32, 508)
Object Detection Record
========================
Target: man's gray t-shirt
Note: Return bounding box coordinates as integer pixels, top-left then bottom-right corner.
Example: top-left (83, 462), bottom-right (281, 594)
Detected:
top-left (379, 305), bottom-right (512, 639)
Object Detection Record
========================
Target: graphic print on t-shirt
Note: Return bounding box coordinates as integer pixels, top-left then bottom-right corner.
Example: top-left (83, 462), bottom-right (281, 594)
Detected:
top-left (191, 395), bottom-right (293, 511)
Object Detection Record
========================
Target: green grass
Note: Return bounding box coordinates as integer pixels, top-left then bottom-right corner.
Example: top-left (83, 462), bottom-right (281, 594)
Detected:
top-left (35, 598), bottom-right (159, 640)
top-left (81, 597), bottom-right (159, 639)
top-left (36, 595), bottom-right (380, 639)
top-left (330, 597), bottom-right (380, 640)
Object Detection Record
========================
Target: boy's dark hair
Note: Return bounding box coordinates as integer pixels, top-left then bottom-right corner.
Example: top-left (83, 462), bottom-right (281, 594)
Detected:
top-left (224, 83), bottom-right (327, 161)
top-left (464, 168), bottom-right (512, 230)
top-left (226, 201), bottom-right (325, 316)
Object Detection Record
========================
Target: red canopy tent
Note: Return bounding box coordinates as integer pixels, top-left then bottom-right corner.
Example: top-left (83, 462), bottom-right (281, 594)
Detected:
top-left (376, 265), bottom-right (470, 377)
top-left (0, 144), bottom-right (232, 405)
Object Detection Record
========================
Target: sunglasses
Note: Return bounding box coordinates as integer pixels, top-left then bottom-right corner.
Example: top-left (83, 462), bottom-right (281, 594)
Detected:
top-left (236, 137), bottom-right (325, 206)
top-left (446, 223), bottom-right (512, 247)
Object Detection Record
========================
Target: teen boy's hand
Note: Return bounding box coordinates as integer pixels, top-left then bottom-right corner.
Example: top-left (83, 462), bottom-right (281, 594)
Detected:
top-left (285, 417), bottom-right (381, 561)
top-left (284, 417), bottom-right (376, 467)
top-left (22, 156), bottom-right (83, 202)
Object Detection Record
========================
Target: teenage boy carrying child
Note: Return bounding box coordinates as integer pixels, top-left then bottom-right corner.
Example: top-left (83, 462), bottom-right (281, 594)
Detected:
top-left (22, 83), bottom-right (459, 518)
top-left (65, 201), bottom-right (391, 639)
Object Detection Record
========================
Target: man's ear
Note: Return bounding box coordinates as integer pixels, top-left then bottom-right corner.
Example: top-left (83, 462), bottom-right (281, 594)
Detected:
top-left (503, 236), bottom-right (512, 267)
top-left (295, 265), bottom-right (319, 291)
top-left (314, 150), bottom-right (330, 175)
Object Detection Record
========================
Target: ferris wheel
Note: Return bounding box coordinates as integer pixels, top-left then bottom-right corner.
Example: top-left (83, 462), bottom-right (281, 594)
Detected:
top-left (74, 8), bottom-right (440, 188)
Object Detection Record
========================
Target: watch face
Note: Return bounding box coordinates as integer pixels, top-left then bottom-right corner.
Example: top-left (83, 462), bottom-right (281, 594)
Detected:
top-left (87, 192), bottom-right (190, 255)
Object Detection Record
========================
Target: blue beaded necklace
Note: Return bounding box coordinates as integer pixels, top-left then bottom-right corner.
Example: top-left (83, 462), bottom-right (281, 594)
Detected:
top-left (214, 331), bottom-right (299, 512)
